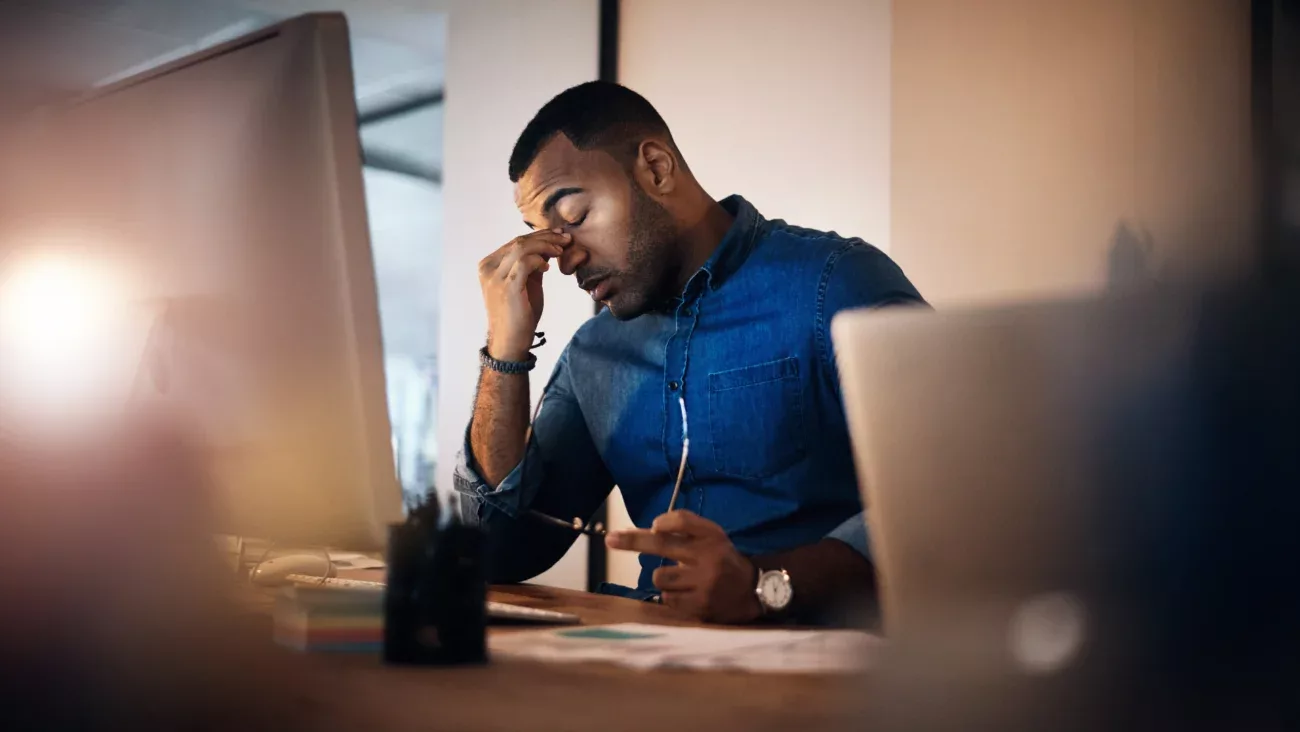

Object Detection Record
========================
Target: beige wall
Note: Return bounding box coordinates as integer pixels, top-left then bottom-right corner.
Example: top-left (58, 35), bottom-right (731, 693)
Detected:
top-left (612, 0), bottom-right (893, 589)
top-left (620, 0), bottom-right (893, 248)
top-left (892, 0), bottom-right (1253, 304)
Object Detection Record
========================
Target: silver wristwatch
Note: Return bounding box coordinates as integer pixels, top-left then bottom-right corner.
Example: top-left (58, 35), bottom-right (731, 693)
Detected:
top-left (755, 568), bottom-right (793, 615)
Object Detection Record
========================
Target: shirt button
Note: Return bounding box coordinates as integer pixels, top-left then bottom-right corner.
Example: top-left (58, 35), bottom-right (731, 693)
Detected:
top-left (682, 308), bottom-right (694, 317)
top-left (668, 381), bottom-right (680, 391)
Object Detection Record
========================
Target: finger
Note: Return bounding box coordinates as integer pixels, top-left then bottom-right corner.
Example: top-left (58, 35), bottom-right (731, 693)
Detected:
top-left (492, 233), bottom-right (570, 277)
top-left (513, 229), bottom-right (573, 250)
top-left (496, 241), bottom-right (566, 280)
top-left (651, 510), bottom-right (726, 538)
top-left (505, 254), bottom-right (550, 290)
top-left (545, 227), bottom-right (576, 248)
top-left (482, 233), bottom-right (567, 279)
top-left (652, 565), bottom-right (697, 592)
top-left (605, 529), bottom-right (696, 563)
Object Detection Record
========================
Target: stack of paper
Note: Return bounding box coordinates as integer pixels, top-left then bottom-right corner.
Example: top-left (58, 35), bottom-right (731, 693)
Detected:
top-left (272, 584), bottom-right (383, 653)
top-left (325, 551), bottom-right (387, 570)
top-left (489, 623), bottom-right (884, 673)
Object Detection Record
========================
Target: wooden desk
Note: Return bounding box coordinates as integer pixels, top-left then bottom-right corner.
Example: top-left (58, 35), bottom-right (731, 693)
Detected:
top-left (232, 581), bottom-right (866, 732)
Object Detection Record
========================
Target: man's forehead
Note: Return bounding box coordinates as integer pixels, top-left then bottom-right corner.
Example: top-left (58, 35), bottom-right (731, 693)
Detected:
top-left (513, 135), bottom-right (612, 211)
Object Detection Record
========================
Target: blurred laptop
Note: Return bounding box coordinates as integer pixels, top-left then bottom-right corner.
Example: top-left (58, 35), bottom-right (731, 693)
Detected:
top-left (831, 287), bottom-right (1298, 730)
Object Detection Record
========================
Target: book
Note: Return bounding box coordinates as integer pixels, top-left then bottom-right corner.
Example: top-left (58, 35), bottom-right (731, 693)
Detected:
top-left (273, 585), bottom-right (383, 653)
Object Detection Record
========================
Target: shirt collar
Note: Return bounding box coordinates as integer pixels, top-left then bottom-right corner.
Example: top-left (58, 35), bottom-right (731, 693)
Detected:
top-left (683, 194), bottom-right (763, 297)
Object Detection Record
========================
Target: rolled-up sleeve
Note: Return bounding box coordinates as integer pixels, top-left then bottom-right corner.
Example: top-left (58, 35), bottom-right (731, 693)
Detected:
top-left (452, 424), bottom-right (541, 526)
top-left (453, 345), bottom-right (614, 583)
top-left (826, 512), bottom-right (871, 561)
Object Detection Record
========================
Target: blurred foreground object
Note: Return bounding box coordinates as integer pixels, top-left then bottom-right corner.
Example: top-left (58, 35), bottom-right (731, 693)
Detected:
top-left (384, 496), bottom-right (488, 666)
top-left (0, 410), bottom-right (270, 728)
top-left (834, 271), bottom-right (1298, 730)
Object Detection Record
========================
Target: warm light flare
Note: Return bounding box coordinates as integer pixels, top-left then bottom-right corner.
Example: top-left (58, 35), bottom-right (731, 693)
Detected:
top-left (0, 247), bottom-right (142, 428)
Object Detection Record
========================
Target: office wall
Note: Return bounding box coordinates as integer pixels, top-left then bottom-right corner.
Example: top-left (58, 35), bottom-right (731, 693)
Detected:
top-left (435, 0), bottom-right (600, 590)
top-left (620, 0), bottom-right (893, 249)
top-left (611, 0), bottom-right (893, 589)
top-left (892, 0), bottom-right (1253, 304)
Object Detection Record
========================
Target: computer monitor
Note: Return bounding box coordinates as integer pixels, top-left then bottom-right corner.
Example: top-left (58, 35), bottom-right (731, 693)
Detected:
top-left (0, 14), bottom-right (402, 550)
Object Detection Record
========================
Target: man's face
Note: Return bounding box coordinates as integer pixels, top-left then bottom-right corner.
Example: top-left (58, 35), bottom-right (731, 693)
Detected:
top-left (514, 134), bottom-right (679, 320)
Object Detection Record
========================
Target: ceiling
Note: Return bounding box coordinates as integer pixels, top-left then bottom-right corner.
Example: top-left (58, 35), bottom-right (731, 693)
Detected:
top-left (0, 0), bottom-right (443, 91)
top-left (0, 0), bottom-right (444, 179)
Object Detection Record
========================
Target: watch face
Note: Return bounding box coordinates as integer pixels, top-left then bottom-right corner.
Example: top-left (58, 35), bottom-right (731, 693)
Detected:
top-left (758, 571), bottom-right (793, 610)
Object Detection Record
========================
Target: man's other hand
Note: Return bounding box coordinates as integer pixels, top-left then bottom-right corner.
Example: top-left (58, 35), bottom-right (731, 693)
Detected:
top-left (606, 510), bottom-right (762, 624)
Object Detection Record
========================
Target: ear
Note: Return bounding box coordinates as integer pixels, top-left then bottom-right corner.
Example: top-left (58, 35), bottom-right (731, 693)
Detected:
top-left (634, 139), bottom-right (678, 195)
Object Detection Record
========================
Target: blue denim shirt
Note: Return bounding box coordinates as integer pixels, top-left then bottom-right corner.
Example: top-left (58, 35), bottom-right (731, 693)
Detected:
top-left (455, 195), bottom-right (925, 593)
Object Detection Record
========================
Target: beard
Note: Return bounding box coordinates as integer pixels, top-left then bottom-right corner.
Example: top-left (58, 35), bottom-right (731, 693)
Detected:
top-left (579, 183), bottom-right (681, 321)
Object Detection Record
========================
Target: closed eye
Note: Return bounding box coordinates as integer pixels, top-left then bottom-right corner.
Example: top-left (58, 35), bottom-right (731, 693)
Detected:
top-left (565, 213), bottom-right (588, 229)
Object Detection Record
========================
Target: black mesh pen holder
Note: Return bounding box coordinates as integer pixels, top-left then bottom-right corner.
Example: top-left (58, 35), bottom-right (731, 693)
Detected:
top-left (383, 498), bottom-right (487, 666)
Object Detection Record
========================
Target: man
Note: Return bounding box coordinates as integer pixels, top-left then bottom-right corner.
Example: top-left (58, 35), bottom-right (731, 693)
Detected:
top-left (455, 81), bottom-right (924, 624)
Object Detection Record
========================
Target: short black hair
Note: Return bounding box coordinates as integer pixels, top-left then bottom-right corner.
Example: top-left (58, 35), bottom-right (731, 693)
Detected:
top-left (508, 81), bottom-right (675, 183)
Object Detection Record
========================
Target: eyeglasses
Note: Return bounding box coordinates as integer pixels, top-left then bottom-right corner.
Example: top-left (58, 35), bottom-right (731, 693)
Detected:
top-left (526, 508), bottom-right (607, 537)
top-left (524, 390), bottom-right (690, 536)
top-left (666, 396), bottom-right (690, 512)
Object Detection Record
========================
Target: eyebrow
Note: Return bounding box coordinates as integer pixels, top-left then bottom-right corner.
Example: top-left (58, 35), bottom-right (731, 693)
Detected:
top-left (524, 186), bottom-right (585, 230)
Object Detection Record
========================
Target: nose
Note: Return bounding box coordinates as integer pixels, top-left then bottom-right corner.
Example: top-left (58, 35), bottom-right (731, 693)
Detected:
top-left (557, 243), bottom-right (587, 277)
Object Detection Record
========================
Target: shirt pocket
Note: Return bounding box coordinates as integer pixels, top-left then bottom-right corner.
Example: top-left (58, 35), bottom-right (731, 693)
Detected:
top-left (707, 357), bottom-right (806, 479)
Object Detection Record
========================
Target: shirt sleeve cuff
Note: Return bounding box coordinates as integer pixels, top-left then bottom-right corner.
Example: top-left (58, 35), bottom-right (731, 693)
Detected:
top-left (825, 512), bottom-right (871, 561)
top-left (451, 424), bottom-right (532, 524)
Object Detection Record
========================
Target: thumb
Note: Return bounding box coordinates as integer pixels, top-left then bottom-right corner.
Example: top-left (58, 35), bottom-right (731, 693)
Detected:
top-left (518, 260), bottom-right (547, 292)
top-left (526, 266), bottom-right (546, 296)
top-left (652, 510), bottom-right (712, 535)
